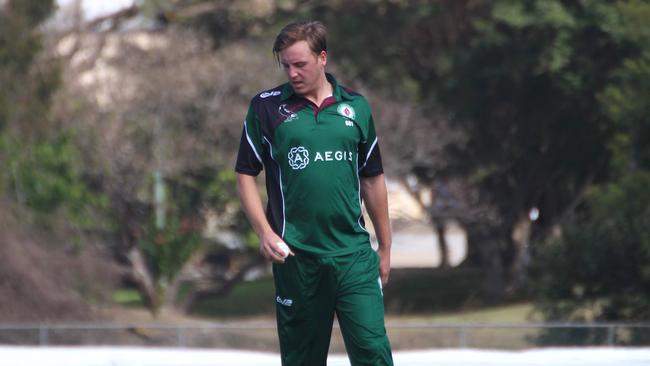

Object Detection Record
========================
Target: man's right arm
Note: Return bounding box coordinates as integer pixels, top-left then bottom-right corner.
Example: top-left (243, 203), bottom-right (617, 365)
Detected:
top-left (237, 173), bottom-right (294, 263)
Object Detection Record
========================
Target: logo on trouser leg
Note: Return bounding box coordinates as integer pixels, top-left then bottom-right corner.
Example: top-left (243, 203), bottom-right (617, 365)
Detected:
top-left (276, 296), bottom-right (293, 307)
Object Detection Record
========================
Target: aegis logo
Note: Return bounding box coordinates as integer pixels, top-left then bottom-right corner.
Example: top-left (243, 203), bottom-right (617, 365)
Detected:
top-left (288, 146), bottom-right (354, 170)
top-left (314, 151), bottom-right (353, 162)
top-left (288, 146), bottom-right (309, 169)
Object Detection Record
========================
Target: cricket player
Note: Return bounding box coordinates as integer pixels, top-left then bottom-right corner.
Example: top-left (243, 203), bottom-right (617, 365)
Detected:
top-left (236, 20), bottom-right (393, 366)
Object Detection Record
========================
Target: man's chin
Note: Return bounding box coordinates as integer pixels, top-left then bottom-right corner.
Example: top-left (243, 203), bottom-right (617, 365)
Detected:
top-left (292, 83), bottom-right (305, 92)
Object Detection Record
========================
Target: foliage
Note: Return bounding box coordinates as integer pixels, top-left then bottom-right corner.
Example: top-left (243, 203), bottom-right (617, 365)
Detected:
top-left (141, 0), bottom-right (281, 46)
top-left (3, 0), bottom-right (648, 318)
top-left (0, 0), bottom-right (56, 132)
top-left (532, 172), bottom-right (650, 343)
top-left (531, 1), bottom-right (650, 337)
top-left (306, 0), bottom-right (649, 298)
top-left (204, 169), bottom-right (258, 250)
top-left (2, 134), bottom-right (109, 228)
top-left (47, 27), bottom-right (282, 312)
top-left (138, 211), bottom-right (202, 290)
top-left (150, 0), bottom-right (650, 307)
top-left (0, 0), bottom-right (108, 231)
top-left (599, 1), bottom-right (650, 176)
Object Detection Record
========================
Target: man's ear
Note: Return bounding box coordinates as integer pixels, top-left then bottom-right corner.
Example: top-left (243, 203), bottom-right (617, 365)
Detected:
top-left (319, 50), bottom-right (327, 67)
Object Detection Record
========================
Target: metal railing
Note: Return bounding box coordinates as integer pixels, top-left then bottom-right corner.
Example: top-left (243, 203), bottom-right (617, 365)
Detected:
top-left (1, 322), bottom-right (649, 350)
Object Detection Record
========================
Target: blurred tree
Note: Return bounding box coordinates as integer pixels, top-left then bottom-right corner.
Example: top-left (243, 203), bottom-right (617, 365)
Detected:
top-left (0, 0), bottom-right (118, 321)
top-left (0, 0), bottom-right (106, 231)
top-left (0, 0), bottom-right (56, 134)
top-left (310, 0), bottom-right (639, 302)
top-left (532, 0), bottom-right (650, 331)
top-left (52, 0), bottom-right (650, 313)
top-left (532, 172), bottom-right (650, 343)
top-left (51, 26), bottom-right (282, 313)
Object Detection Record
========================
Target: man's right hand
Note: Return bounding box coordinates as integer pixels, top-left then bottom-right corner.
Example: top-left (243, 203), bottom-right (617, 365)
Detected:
top-left (259, 231), bottom-right (295, 264)
top-left (237, 173), bottom-right (295, 264)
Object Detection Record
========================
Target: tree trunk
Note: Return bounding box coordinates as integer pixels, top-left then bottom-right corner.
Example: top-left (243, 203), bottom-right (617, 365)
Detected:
top-left (508, 215), bottom-right (532, 293)
top-left (434, 220), bottom-right (450, 268)
top-left (480, 238), bottom-right (506, 304)
top-left (466, 225), bottom-right (506, 304)
top-left (127, 246), bottom-right (160, 314)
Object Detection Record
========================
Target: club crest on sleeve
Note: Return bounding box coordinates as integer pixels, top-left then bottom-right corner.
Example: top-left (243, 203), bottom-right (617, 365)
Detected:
top-left (337, 103), bottom-right (356, 119)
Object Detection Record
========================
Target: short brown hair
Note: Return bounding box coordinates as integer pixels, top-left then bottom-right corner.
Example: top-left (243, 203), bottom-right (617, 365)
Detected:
top-left (273, 21), bottom-right (327, 64)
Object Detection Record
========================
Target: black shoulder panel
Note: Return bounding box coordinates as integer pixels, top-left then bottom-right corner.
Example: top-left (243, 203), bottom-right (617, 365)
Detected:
top-left (341, 85), bottom-right (363, 98)
top-left (251, 85), bottom-right (309, 142)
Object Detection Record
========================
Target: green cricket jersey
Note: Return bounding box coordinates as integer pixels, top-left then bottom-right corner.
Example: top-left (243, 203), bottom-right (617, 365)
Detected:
top-left (235, 73), bottom-right (384, 256)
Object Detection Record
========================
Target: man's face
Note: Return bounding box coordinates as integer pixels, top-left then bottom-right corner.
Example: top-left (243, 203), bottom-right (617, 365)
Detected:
top-left (279, 40), bottom-right (326, 96)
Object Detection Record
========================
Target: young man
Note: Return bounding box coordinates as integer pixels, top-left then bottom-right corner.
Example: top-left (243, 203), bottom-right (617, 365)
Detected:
top-left (235, 21), bottom-right (393, 366)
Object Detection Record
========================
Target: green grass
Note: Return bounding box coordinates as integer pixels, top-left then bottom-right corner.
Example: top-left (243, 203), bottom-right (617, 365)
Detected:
top-left (118, 266), bottom-right (538, 324)
top-left (112, 289), bottom-right (145, 307)
top-left (189, 267), bottom-right (534, 319)
top-left (423, 302), bottom-right (538, 323)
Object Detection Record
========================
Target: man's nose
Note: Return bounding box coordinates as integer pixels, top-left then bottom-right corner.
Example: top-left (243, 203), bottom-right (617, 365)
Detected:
top-left (288, 66), bottom-right (299, 79)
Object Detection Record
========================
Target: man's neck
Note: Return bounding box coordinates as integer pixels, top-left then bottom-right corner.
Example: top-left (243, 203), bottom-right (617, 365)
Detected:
top-left (302, 73), bottom-right (333, 107)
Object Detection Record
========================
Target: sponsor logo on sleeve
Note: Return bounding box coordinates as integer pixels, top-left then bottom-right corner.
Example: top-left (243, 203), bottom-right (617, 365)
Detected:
top-left (260, 90), bottom-right (281, 98)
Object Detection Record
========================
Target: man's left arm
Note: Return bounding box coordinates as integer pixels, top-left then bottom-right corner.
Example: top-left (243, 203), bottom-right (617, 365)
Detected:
top-left (361, 173), bottom-right (392, 287)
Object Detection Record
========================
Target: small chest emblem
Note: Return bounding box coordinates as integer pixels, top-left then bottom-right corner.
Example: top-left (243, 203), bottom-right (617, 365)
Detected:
top-left (288, 146), bottom-right (309, 170)
top-left (279, 104), bottom-right (298, 122)
top-left (345, 120), bottom-right (354, 127)
top-left (337, 103), bottom-right (356, 120)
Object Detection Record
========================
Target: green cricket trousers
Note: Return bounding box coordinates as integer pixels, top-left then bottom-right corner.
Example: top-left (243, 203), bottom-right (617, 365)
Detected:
top-left (272, 246), bottom-right (393, 366)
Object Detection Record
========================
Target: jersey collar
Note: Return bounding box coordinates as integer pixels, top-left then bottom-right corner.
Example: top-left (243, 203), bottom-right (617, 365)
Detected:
top-left (280, 73), bottom-right (353, 102)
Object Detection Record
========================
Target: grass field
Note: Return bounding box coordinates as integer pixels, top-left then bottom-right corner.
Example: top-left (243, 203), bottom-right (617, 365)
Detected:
top-left (183, 267), bottom-right (511, 319)
top-left (113, 267), bottom-right (536, 323)
top-left (109, 268), bottom-right (543, 350)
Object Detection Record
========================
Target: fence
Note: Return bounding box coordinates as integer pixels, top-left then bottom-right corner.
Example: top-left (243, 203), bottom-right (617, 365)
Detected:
top-left (1, 322), bottom-right (649, 350)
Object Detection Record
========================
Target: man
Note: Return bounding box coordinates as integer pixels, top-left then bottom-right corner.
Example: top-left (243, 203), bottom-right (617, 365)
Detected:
top-left (235, 20), bottom-right (393, 366)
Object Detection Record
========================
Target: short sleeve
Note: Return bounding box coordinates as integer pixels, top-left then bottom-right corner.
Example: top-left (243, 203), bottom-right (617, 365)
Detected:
top-left (358, 113), bottom-right (384, 177)
top-left (235, 102), bottom-right (264, 176)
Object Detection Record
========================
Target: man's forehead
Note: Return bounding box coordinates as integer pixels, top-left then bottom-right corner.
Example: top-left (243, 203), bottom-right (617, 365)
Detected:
top-left (280, 41), bottom-right (318, 63)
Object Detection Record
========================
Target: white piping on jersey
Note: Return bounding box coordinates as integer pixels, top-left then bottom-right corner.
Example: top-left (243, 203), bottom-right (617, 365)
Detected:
top-left (356, 152), bottom-right (369, 233)
top-left (358, 137), bottom-right (378, 172)
top-left (244, 119), bottom-right (262, 164)
top-left (263, 136), bottom-right (286, 238)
